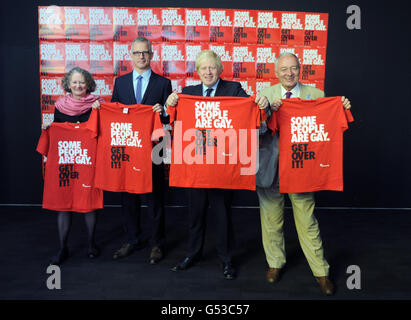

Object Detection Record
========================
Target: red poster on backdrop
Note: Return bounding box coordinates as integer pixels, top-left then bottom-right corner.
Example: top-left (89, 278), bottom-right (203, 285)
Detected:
top-left (300, 80), bottom-right (324, 91)
top-left (233, 10), bottom-right (257, 44)
top-left (256, 11), bottom-right (281, 45)
top-left (185, 43), bottom-right (208, 78)
top-left (185, 79), bottom-right (202, 87)
top-left (256, 46), bottom-right (277, 79)
top-left (113, 42), bottom-right (132, 76)
top-left (232, 45), bottom-right (256, 79)
top-left (209, 9), bottom-right (233, 43)
top-left (89, 42), bottom-right (113, 75)
top-left (256, 79), bottom-right (279, 94)
top-left (150, 42), bottom-right (163, 75)
top-left (65, 42), bottom-right (90, 72)
top-left (39, 6), bottom-right (65, 40)
top-left (161, 8), bottom-right (186, 42)
top-left (303, 13), bottom-right (328, 47)
top-left (89, 7), bottom-right (113, 41)
top-left (93, 75), bottom-right (114, 102)
top-left (136, 8), bottom-right (162, 42)
top-left (170, 78), bottom-right (185, 93)
top-left (64, 7), bottom-right (89, 40)
top-left (301, 47), bottom-right (326, 81)
top-left (208, 43), bottom-right (233, 79)
top-left (238, 79), bottom-right (256, 96)
top-left (40, 42), bottom-right (65, 75)
top-left (161, 43), bottom-right (185, 78)
top-left (113, 7), bottom-right (138, 41)
top-left (279, 12), bottom-right (305, 46)
top-left (40, 76), bottom-right (65, 113)
top-left (185, 8), bottom-right (210, 42)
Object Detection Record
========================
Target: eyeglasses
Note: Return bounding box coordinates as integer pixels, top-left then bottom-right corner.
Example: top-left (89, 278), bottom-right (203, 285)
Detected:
top-left (132, 51), bottom-right (151, 57)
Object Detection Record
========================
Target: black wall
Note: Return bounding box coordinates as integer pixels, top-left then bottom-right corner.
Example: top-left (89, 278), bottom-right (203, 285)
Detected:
top-left (1, 0), bottom-right (410, 208)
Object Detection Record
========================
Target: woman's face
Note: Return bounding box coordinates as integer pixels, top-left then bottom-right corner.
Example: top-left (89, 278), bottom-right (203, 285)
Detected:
top-left (69, 72), bottom-right (88, 99)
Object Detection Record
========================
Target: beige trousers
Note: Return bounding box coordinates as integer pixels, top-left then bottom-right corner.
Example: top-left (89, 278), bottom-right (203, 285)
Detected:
top-left (256, 187), bottom-right (330, 277)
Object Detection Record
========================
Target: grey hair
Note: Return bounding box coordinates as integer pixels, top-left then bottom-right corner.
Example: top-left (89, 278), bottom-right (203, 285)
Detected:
top-left (275, 52), bottom-right (301, 72)
top-left (131, 36), bottom-right (153, 52)
top-left (61, 67), bottom-right (96, 93)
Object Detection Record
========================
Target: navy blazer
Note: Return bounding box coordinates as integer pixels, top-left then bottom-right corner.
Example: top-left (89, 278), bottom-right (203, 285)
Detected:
top-left (111, 70), bottom-right (172, 107)
top-left (182, 79), bottom-right (249, 97)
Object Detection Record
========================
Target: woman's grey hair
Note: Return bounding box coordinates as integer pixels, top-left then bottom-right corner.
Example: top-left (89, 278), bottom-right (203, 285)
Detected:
top-left (131, 36), bottom-right (153, 52)
top-left (61, 67), bottom-right (96, 93)
top-left (195, 50), bottom-right (223, 72)
top-left (275, 52), bottom-right (301, 72)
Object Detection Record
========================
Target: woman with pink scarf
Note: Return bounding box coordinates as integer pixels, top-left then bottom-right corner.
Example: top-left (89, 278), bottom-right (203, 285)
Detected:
top-left (47, 67), bottom-right (103, 265)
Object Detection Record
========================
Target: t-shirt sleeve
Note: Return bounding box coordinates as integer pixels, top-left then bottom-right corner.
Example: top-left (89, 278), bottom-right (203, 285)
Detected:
top-left (166, 105), bottom-right (177, 125)
top-left (85, 108), bottom-right (99, 138)
top-left (36, 128), bottom-right (50, 156)
top-left (267, 111), bottom-right (279, 134)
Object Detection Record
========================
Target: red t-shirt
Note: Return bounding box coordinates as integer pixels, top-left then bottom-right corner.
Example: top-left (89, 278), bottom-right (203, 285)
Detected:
top-left (167, 94), bottom-right (260, 190)
top-left (267, 96), bottom-right (354, 193)
top-left (36, 122), bottom-right (103, 213)
top-left (86, 102), bottom-right (164, 194)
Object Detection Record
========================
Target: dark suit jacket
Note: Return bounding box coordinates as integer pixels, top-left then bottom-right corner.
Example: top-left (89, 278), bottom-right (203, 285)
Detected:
top-left (111, 70), bottom-right (172, 123)
top-left (182, 79), bottom-right (249, 97)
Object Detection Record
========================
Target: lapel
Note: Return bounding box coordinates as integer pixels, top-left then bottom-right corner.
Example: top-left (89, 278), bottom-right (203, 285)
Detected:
top-left (125, 72), bottom-right (137, 104)
top-left (273, 83), bottom-right (282, 99)
top-left (299, 83), bottom-right (312, 99)
top-left (194, 83), bottom-right (203, 96)
top-left (214, 79), bottom-right (224, 96)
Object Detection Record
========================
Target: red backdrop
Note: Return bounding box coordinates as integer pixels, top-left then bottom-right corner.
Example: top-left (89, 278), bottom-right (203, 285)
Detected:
top-left (39, 6), bottom-right (328, 126)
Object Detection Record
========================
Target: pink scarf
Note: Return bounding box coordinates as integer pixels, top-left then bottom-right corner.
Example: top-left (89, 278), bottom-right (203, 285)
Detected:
top-left (55, 94), bottom-right (104, 116)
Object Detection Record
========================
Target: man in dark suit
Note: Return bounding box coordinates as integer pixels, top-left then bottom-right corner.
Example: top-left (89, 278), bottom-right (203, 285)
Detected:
top-left (110, 37), bottom-right (172, 264)
top-left (165, 50), bottom-right (269, 279)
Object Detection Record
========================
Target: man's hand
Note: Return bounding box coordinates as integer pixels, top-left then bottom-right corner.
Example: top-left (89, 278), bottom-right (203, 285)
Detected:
top-left (165, 92), bottom-right (179, 108)
top-left (152, 103), bottom-right (163, 113)
top-left (91, 100), bottom-right (101, 109)
top-left (255, 95), bottom-right (269, 110)
top-left (270, 99), bottom-right (283, 111)
top-left (341, 96), bottom-right (351, 110)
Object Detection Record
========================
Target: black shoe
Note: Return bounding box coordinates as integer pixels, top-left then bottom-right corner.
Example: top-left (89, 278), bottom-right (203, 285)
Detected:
top-left (88, 246), bottom-right (100, 259)
top-left (171, 256), bottom-right (200, 271)
top-left (113, 242), bottom-right (143, 260)
top-left (50, 247), bottom-right (69, 266)
top-left (222, 262), bottom-right (236, 280)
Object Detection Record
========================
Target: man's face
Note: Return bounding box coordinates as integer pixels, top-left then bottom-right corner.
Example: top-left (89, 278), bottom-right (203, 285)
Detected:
top-left (197, 58), bottom-right (222, 88)
top-left (130, 41), bottom-right (153, 73)
top-left (275, 55), bottom-right (300, 91)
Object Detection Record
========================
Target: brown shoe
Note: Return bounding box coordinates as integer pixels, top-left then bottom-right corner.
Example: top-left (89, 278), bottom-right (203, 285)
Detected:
top-left (149, 246), bottom-right (163, 264)
top-left (316, 276), bottom-right (334, 295)
top-left (266, 268), bottom-right (281, 284)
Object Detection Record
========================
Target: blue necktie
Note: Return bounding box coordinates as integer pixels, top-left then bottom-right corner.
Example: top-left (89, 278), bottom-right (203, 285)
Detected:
top-left (205, 88), bottom-right (213, 97)
top-left (285, 91), bottom-right (292, 99)
top-left (136, 75), bottom-right (143, 104)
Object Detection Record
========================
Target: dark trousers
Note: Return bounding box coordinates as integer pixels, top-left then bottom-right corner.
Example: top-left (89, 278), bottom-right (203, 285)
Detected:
top-left (121, 163), bottom-right (165, 247)
top-left (186, 188), bottom-right (234, 263)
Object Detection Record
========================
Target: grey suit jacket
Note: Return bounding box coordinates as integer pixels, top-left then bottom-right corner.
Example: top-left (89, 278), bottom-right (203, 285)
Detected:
top-left (256, 83), bottom-right (325, 189)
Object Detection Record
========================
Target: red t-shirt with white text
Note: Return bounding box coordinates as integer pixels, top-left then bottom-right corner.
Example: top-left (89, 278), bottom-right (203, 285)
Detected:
top-left (267, 96), bottom-right (354, 193)
top-left (36, 122), bottom-right (103, 213)
top-left (86, 102), bottom-right (164, 194)
top-left (167, 94), bottom-right (260, 190)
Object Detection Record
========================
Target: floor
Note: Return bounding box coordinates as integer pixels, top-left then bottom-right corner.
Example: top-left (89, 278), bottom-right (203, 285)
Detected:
top-left (0, 205), bottom-right (410, 301)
